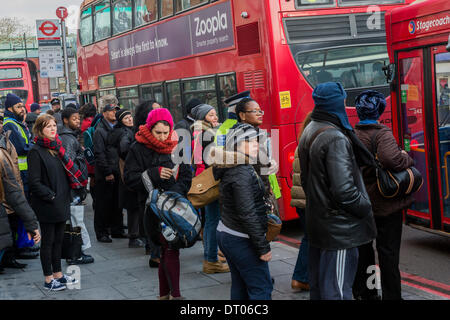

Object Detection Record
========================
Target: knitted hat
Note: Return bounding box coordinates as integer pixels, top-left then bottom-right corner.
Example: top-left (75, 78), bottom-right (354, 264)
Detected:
top-left (185, 98), bottom-right (202, 115)
top-left (30, 103), bottom-right (41, 112)
top-left (5, 93), bottom-right (22, 109)
top-left (191, 103), bottom-right (215, 121)
top-left (355, 90), bottom-right (387, 121)
top-left (226, 123), bottom-right (262, 149)
top-left (312, 82), bottom-right (352, 130)
top-left (116, 109), bottom-right (132, 124)
top-left (146, 108), bottom-right (174, 131)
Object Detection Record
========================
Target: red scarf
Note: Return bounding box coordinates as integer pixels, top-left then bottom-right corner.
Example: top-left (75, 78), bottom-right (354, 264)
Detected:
top-left (135, 125), bottom-right (178, 154)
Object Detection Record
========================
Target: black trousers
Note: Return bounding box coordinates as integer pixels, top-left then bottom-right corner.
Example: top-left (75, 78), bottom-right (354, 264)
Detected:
top-left (94, 178), bottom-right (123, 238)
top-left (39, 221), bottom-right (65, 277)
top-left (353, 210), bottom-right (403, 300)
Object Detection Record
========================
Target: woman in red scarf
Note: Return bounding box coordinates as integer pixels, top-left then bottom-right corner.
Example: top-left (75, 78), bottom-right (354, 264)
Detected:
top-left (28, 114), bottom-right (87, 291)
top-left (124, 108), bottom-right (192, 300)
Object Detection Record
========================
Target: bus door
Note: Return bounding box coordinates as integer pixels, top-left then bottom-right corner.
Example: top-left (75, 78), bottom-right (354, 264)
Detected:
top-left (397, 50), bottom-right (435, 227)
top-left (431, 45), bottom-right (450, 229)
top-left (397, 47), bottom-right (449, 231)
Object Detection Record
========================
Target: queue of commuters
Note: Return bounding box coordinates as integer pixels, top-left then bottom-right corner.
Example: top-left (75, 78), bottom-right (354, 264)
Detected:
top-left (0, 82), bottom-right (417, 300)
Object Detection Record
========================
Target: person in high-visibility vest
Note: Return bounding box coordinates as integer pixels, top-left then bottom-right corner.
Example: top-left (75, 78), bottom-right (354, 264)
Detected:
top-left (230, 96), bottom-right (281, 202)
top-left (3, 93), bottom-right (33, 198)
top-left (214, 91), bottom-right (251, 148)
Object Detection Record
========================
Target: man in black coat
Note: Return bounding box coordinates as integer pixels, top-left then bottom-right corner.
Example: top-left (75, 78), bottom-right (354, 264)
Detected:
top-left (298, 82), bottom-right (376, 300)
top-left (58, 108), bottom-right (94, 264)
top-left (93, 104), bottom-right (125, 242)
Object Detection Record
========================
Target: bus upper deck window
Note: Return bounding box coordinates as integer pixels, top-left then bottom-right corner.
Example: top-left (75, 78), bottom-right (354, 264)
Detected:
top-left (161, 0), bottom-right (174, 18)
top-left (135, 0), bottom-right (158, 27)
top-left (113, 0), bottom-right (132, 35)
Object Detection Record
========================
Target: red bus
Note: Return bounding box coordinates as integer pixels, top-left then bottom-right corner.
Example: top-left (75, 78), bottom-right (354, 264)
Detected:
top-left (77, 0), bottom-right (414, 221)
top-left (0, 60), bottom-right (39, 112)
top-left (385, 0), bottom-right (450, 235)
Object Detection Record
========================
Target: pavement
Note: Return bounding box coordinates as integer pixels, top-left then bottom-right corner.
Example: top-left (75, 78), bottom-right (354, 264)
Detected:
top-left (0, 197), bottom-right (447, 300)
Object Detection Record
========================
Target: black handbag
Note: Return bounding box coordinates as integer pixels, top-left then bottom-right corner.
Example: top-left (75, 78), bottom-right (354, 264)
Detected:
top-left (61, 223), bottom-right (83, 260)
top-left (370, 131), bottom-right (423, 199)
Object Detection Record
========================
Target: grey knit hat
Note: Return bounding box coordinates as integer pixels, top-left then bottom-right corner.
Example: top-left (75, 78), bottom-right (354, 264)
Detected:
top-left (191, 103), bottom-right (215, 121)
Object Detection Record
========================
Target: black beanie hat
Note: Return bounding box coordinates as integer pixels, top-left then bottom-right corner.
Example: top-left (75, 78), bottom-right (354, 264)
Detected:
top-left (116, 109), bottom-right (132, 124)
top-left (185, 98), bottom-right (202, 115)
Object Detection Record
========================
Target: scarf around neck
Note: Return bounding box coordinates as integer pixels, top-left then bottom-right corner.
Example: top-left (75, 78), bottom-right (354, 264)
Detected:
top-left (311, 109), bottom-right (375, 168)
top-left (135, 125), bottom-right (178, 154)
top-left (33, 134), bottom-right (88, 189)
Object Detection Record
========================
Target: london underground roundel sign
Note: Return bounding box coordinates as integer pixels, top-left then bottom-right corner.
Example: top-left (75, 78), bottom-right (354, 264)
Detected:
top-left (39, 20), bottom-right (58, 37)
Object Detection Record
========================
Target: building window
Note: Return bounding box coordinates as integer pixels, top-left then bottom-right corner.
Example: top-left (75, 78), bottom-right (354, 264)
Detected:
top-left (94, 1), bottom-right (111, 41)
top-left (135, 0), bottom-right (158, 27)
top-left (113, 0), bottom-right (133, 35)
top-left (80, 7), bottom-right (93, 46)
top-left (161, 0), bottom-right (174, 18)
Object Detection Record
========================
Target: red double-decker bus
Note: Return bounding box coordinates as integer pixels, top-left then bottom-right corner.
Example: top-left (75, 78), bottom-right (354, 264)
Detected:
top-left (0, 60), bottom-right (39, 112)
top-left (385, 0), bottom-right (450, 235)
top-left (77, 0), bottom-right (413, 221)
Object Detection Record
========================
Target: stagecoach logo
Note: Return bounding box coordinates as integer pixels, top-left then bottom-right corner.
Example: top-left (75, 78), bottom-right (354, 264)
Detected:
top-left (408, 21), bottom-right (416, 34)
top-left (409, 14), bottom-right (450, 35)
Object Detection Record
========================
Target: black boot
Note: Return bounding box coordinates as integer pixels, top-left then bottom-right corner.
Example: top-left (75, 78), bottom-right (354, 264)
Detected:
top-left (0, 255), bottom-right (27, 269)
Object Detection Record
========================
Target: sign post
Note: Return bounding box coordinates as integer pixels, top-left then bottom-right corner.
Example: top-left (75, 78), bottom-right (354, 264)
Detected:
top-left (57, 6), bottom-right (71, 94)
top-left (36, 19), bottom-right (64, 78)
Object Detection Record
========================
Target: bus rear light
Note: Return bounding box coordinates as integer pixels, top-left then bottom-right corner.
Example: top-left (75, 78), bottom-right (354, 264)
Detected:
top-left (288, 151), bottom-right (295, 163)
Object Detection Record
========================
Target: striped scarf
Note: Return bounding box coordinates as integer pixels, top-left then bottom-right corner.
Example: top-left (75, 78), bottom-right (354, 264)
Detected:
top-left (33, 134), bottom-right (88, 190)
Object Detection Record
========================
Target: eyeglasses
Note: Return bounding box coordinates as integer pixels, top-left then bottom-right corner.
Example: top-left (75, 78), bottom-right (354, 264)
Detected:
top-left (244, 110), bottom-right (264, 115)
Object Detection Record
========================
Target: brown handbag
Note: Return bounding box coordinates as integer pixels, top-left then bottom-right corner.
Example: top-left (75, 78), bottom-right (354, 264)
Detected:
top-left (187, 166), bottom-right (220, 208)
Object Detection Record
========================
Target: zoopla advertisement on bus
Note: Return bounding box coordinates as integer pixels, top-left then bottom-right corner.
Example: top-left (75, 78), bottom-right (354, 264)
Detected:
top-left (108, 0), bottom-right (234, 71)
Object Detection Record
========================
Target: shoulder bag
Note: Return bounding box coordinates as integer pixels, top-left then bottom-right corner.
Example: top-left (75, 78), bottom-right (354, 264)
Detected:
top-left (369, 131), bottom-right (423, 198)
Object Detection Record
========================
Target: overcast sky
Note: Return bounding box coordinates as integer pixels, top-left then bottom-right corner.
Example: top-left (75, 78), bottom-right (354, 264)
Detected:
top-left (2, 0), bottom-right (85, 34)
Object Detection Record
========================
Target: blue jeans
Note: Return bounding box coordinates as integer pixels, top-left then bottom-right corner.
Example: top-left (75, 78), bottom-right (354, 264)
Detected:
top-left (292, 208), bottom-right (309, 283)
top-left (217, 230), bottom-right (273, 300)
top-left (0, 249), bottom-right (5, 264)
top-left (204, 200), bottom-right (220, 262)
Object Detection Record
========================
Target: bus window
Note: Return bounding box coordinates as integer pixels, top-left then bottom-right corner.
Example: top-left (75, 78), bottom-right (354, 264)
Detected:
top-left (435, 51), bottom-right (450, 218)
top-left (295, 44), bottom-right (389, 91)
top-left (80, 7), bottom-right (93, 46)
top-left (0, 89), bottom-right (28, 106)
top-left (113, 0), bottom-right (133, 35)
top-left (118, 87), bottom-right (139, 112)
top-left (182, 78), bottom-right (218, 118)
top-left (94, 1), bottom-right (111, 41)
top-left (176, 0), bottom-right (208, 12)
top-left (135, 0), bottom-right (158, 27)
top-left (219, 74), bottom-right (237, 120)
top-left (161, 0), bottom-right (174, 18)
top-left (296, 0), bottom-right (334, 7)
top-left (0, 68), bottom-right (22, 79)
top-left (167, 82), bottom-right (182, 123)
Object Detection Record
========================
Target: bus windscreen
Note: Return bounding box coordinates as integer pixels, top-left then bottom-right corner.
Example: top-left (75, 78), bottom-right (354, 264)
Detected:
top-left (295, 44), bottom-right (389, 92)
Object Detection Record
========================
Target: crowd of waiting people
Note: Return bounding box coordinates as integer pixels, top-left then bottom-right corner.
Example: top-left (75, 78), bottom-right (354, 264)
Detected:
top-left (0, 82), bottom-right (415, 300)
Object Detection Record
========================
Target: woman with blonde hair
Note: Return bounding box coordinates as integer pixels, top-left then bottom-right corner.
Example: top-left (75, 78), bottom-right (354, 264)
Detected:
top-left (28, 114), bottom-right (88, 291)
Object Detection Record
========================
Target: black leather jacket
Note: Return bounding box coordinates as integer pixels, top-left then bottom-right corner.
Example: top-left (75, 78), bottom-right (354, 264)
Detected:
top-left (298, 120), bottom-right (376, 250)
top-left (212, 148), bottom-right (270, 256)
